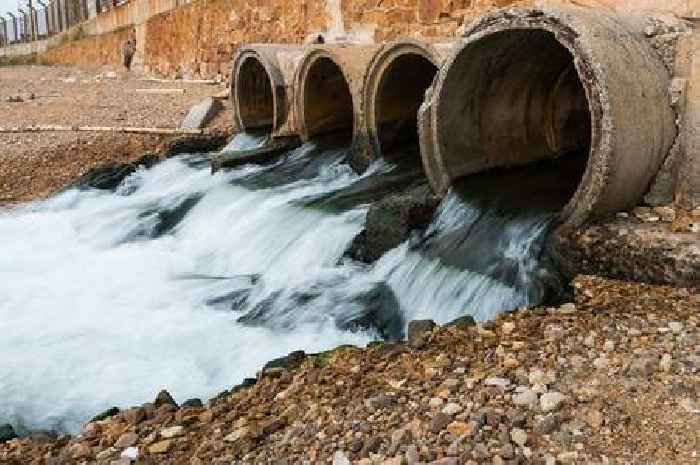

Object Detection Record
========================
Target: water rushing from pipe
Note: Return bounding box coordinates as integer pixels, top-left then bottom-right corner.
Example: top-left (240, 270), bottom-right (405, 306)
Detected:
top-left (0, 135), bottom-right (569, 433)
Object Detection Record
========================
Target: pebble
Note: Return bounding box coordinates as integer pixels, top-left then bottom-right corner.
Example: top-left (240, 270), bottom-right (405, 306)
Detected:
top-left (502, 322), bottom-right (515, 334)
top-left (540, 392), bottom-right (567, 412)
top-left (559, 303), bottom-right (577, 314)
top-left (148, 439), bottom-right (172, 454)
top-left (512, 389), bottom-right (538, 409)
top-left (668, 321), bottom-right (683, 334)
top-left (484, 377), bottom-right (510, 388)
top-left (442, 402), bottom-right (462, 415)
top-left (535, 413), bottom-right (562, 434)
top-left (510, 428), bottom-right (528, 447)
top-left (333, 450), bottom-right (350, 465)
top-left (603, 340), bottom-right (615, 352)
top-left (429, 397), bottom-right (444, 408)
top-left (160, 425), bottom-right (185, 438)
top-left (120, 447), bottom-right (139, 460)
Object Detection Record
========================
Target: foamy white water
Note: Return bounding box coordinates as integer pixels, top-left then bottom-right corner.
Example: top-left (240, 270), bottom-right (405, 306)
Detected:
top-left (0, 138), bottom-right (559, 433)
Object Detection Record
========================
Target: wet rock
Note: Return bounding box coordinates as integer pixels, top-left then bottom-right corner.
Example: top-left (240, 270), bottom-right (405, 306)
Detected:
top-left (161, 132), bottom-right (229, 157)
top-left (346, 185), bottom-right (439, 263)
top-left (407, 319), bottom-right (436, 348)
top-left (263, 350), bottom-right (306, 372)
top-left (0, 424), bottom-right (17, 442)
top-left (446, 314), bottom-right (477, 330)
top-left (72, 163), bottom-right (136, 190)
top-left (182, 398), bottom-right (204, 408)
top-left (334, 283), bottom-right (405, 340)
top-left (154, 389), bottom-right (178, 409)
top-left (91, 406), bottom-right (120, 422)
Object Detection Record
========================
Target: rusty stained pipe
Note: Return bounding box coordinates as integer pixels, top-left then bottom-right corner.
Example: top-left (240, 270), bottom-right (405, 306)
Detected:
top-left (418, 7), bottom-right (677, 231)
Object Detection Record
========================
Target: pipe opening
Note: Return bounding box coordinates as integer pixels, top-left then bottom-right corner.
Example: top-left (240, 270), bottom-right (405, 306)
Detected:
top-left (303, 57), bottom-right (354, 142)
top-left (237, 57), bottom-right (275, 132)
top-left (438, 29), bottom-right (592, 212)
top-left (376, 53), bottom-right (438, 164)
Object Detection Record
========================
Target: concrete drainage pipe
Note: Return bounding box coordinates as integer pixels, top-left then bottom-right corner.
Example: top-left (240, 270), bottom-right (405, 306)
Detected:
top-left (362, 39), bottom-right (451, 165)
top-left (231, 45), bottom-right (304, 136)
top-left (419, 8), bottom-right (677, 230)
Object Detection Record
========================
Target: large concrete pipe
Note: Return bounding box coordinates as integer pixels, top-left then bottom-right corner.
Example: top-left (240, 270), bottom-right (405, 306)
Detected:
top-left (419, 8), bottom-right (677, 230)
top-left (362, 39), bottom-right (452, 164)
top-left (293, 45), bottom-right (381, 162)
top-left (231, 45), bottom-right (304, 136)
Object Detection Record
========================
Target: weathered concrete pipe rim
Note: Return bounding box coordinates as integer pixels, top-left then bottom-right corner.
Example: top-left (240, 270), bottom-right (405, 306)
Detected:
top-left (293, 47), bottom-right (358, 143)
top-left (231, 46), bottom-right (286, 133)
top-left (362, 39), bottom-right (442, 161)
top-left (426, 10), bottom-right (611, 231)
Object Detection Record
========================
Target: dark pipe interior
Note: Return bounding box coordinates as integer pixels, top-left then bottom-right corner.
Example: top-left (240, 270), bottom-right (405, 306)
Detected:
top-left (439, 29), bottom-right (591, 200)
top-left (238, 57), bottom-right (274, 131)
top-left (376, 53), bottom-right (438, 164)
top-left (304, 57), bottom-right (354, 142)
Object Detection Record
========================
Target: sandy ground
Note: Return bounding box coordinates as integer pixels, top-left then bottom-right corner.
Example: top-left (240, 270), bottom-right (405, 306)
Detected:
top-left (0, 65), bottom-right (233, 203)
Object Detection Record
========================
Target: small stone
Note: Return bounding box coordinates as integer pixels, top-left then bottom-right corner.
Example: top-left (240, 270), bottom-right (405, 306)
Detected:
top-left (628, 357), bottom-right (658, 377)
top-left (115, 432), bottom-right (138, 449)
top-left (603, 340), bottom-right (615, 352)
top-left (473, 442), bottom-right (490, 459)
top-left (121, 446), bottom-right (139, 461)
top-left (503, 356), bottom-right (520, 369)
top-left (484, 377), bottom-right (510, 388)
top-left (160, 425), bottom-right (185, 439)
top-left (223, 426), bottom-right (250, 443)
top-left (512, 389), bottom-right (538, 409)
top-left (584, 333), bottom-right (596, 347)
top-left (540, 392), bottom-right (567, 412)
top-left (585, 409), bottom-right (604, 430)
top-left (534, 413), bottom-right (562, 434)
top-left (528, 369), bottom-right (554, 385)
top-left (442, 402), bottom-right (462, 415)
top-left (406, 445), bottom-right (419, 465)
top-left (593, 356), bottom-right (610, 370)
top-left (447, 421), bottom-right (475, 437)
top-left (407, 320), bottom-right (436, 348)
top-left (430, 413), bottom-right (452, 433)
top-left (668, 321), bottom-right (683, 334)
top-left (557, 451), bottom-right (578, 463)
top-left (660, 353), bottom-right (673, 372)
top-left (96, 448), bottom-right (117, 461)
top-left (559, 303), bottom-right (576, 314)
top-left (510, 428), bottom-right (528, 447)
top-left (148, 439), bottom-right (172, 454)
top-left (431, 458), bottom-right (458, 465)
top-left (502, 322), bottom-right (515, 334)
top-left (653, 206), bottom-right (676, 222)
top-left (333, 450), bottom-right (351, 465)
top-left (429, 397), bottom-right (444, 408)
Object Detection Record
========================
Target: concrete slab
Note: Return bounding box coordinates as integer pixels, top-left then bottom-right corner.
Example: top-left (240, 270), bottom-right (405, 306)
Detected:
top-left (180, 97), bottom-right (221, 130)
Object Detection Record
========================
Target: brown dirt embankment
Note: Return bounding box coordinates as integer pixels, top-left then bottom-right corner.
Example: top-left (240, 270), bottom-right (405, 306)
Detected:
top-left (0, 65), bottom-right (233, 203)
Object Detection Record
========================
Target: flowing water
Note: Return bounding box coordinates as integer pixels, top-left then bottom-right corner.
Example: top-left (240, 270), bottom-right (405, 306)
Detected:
top-left (0, 136), bottom-right (576, 433)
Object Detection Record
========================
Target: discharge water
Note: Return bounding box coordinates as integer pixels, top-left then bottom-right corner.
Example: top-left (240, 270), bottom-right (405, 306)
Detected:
top-left (0, 136), bottom-right (574, 433)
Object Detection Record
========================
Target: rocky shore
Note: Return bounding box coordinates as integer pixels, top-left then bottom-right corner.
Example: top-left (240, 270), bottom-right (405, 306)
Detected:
top-left (2, 276), bottom-right (697, 465)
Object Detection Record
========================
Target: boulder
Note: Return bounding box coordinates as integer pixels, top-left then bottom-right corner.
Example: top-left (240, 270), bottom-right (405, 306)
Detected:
top-left (346, 185), bottom-right (439, 263)
top-left (161, 132), bottom-right (229, 157)
top-left (407, 320), bottom-right (436, 349)
top-left (334, 283), bottom-right (405, 341)
top-left (263, 350), bottom-right (307, 373)
top-left (0, 424), bottom-right (17, 442)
